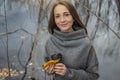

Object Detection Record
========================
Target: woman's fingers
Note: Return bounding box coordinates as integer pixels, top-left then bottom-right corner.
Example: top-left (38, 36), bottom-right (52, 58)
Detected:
top-left (54, 63), bottom-right (67, 76)
top-left (44, 63), bottom-right (67, 75)
top-left (44, 64), bottom-right (54, 73)
top-left (55, 63), bottom-right (64, 66)
top-left (49, 64), bottom-right (54, 73)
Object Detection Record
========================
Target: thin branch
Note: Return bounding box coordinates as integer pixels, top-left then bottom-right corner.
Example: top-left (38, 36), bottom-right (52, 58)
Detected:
top-left (84, 0), bottom-right (90, 27)
top-left (4, 0), bottom-right (11, 77)
top-left (74, 0), bottom-right (80, 9)
top-left (30, 0), bottom-right (44, 79)
top-left (90, 0), bottom-right (102, 40)
top-left (17, 40), bottom-right (25, 68)
top-left (0, 28), bottom-right (34, 36)
top-left (116, 0), bottom-right (120, 15)
top-left (21, 39), bottom-right (34, 80)
top-left (44, 0), bottom-right (52, 23)
top-left (83, 5), bottom-right (120, 39)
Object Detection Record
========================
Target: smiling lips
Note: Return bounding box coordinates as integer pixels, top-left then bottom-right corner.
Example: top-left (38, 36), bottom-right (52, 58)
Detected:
top-left (60, 24), bottom-right (67, 27)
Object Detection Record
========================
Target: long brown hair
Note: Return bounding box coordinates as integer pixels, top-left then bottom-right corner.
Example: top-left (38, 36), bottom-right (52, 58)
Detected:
top-left (48, 0), bottom-right (88, 34)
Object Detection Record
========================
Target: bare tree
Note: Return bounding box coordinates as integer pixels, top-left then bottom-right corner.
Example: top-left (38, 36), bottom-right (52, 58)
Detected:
top-left (30, 0), bottom-right (45, 79)
top-left (116, 0), bottom-right (120, 15)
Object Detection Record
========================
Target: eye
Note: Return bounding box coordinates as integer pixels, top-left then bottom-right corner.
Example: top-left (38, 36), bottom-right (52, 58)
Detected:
top-left (64, 13), bottom-right (71, 17)
top-left (55, 15), bottom-right (60, 18)
top-left (65, 13), bottom-right (70, 16)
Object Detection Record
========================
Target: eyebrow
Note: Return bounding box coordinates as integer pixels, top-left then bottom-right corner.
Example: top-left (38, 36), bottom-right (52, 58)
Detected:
top-left (55, 12), bottom-right (70, 15)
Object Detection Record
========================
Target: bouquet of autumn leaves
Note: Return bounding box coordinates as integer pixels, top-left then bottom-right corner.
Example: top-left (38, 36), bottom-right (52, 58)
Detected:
top-left (42, 53), bottom-right (62, 69)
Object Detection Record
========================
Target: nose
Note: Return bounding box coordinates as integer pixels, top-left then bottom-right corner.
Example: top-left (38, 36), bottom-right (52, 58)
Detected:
top-left (60, 16), bottom-right (65, 22)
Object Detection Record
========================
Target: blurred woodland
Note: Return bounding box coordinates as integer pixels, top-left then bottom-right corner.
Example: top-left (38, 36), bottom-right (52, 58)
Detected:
top-left (0, 0), bottom-right (120, 80)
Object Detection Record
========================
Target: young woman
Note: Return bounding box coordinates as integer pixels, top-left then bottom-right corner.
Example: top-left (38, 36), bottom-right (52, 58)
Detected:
top-left (43, 0), bottom-right (99, 80)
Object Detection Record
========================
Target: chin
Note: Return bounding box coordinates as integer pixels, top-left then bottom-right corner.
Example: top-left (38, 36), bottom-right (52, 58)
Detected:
top-left (60, 28), bottom-right (69, 32)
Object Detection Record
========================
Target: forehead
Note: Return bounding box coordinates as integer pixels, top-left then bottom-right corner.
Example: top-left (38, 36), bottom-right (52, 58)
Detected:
top-left (54, 4), bottom-right (70, 14)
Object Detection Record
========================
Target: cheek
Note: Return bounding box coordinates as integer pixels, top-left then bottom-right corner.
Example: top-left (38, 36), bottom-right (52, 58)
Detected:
top-left (69, 19), bottom-right (74, 26)
top-left (55, 19), bottom-right (60, 26)
top-left (67, 17), bottom-right (74, 24)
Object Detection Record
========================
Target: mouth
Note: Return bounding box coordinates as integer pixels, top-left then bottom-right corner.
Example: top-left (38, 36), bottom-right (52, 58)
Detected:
top-left (60, 24), bottom-right (67, 27)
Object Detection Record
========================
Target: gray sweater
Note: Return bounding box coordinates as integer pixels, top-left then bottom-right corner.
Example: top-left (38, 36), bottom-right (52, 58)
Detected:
top-left (44, 28), bottom-right (99, 80)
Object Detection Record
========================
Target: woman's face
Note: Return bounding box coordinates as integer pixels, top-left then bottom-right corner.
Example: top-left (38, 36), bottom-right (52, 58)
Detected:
top-left (54, 4), bottom-right (74, 32)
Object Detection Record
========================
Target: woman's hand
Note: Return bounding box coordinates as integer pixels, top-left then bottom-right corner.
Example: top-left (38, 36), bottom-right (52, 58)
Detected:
top-left (54, 63), bottom-right (67, 76)
top-left (44, 64), bottom-right (55, 74)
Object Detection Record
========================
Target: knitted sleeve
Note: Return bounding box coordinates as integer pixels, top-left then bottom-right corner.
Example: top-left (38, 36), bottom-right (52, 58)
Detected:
top-left (63, 45), bottom-right (99, 80)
